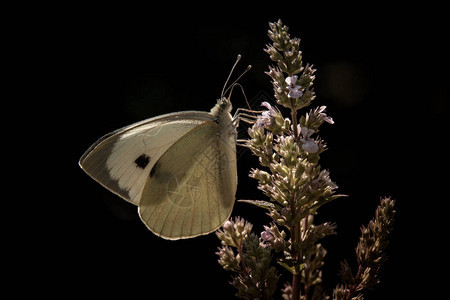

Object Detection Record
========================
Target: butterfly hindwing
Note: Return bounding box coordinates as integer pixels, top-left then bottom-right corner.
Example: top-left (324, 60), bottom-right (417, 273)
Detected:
top-left (138, 121), bottom-right (237, 239)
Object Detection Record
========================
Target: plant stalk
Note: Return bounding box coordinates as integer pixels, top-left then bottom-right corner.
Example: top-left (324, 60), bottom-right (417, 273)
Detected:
top-left (290, 108), bottom-right (303, 300)
top-left (291, 220), bottom-right (301, 300)
top-left (291, 109), bottom-right (299, 142)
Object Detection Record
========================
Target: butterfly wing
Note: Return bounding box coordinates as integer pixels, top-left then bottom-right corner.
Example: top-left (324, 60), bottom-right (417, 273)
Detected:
top-left (138, 121), bottom-right (237, 239)
top-left (79, 111), bottom-right (215, 205)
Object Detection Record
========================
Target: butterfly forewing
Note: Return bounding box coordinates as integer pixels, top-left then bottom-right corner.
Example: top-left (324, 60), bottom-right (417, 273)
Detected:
top-left (138, 121), bottom-right (237, 239)
top-left (79, 112), bottom-right (215, 205)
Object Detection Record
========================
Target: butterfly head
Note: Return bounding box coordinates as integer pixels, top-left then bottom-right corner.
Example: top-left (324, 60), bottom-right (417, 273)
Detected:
top-left (219, 97), bottom-right (233, 112)
top-left (211, 97), bottom-right (232, 118)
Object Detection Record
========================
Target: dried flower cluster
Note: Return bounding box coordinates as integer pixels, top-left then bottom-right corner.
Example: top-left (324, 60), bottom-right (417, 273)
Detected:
top-left (333, 197), bottom-right (396, 300)
top-left (216, 217), bottom-right (280, 299)
top-left (216, 20), bottom-right (396, 300)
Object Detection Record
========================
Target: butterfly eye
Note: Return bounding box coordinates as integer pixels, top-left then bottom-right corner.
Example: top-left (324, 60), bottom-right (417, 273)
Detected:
top-left (220, 99), bottom-right (228, 108)
top-left (216, 98), bottom-right (227, 108)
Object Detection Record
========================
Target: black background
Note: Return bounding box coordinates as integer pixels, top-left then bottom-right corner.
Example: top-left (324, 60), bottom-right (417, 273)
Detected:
top-left (20, 3), bottom-right (447, 299)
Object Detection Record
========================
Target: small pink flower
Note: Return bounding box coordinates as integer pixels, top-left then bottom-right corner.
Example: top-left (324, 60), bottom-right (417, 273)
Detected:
top-left (300, 139), bottom-right (319, 153)
top-left (285, 75), bottom-right (298, 86)
top-left (297, 125), bottom-right (319, 154)
top-left (285, 75), bottom-right (303, 98)
top-left (255, 102), bottom-right (278, 128)
top-left (317, 106), bottom-right (334, 124)
top-left (261, 226), bottom-right (274, 242)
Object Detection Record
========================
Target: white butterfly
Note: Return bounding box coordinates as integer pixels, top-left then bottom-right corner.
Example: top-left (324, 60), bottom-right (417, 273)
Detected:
top-left (79, 56), bottom-right (251, 240)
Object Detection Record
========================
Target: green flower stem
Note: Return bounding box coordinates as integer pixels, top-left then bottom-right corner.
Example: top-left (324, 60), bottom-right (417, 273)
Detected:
top-left (290, 108), bottom-right (301, 299)
top-left (302, 216), bottom-right (309, 300)
top-left (292, 270), bottom-right (301, 300)
top-left (291, 109), bottom-right (299, 142)
top-left (291, 219), bottom-right (302, 300)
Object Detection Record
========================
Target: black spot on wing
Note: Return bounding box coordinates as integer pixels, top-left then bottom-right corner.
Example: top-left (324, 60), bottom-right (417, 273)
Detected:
top-left (134, 154), bottom-right (151, 169)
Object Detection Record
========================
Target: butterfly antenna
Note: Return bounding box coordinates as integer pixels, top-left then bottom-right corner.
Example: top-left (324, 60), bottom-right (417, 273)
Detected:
top-left (221, 54), bottom-right (242, 99)
top-left (223, 64), bottom-right (252, 98)
top-left (228, 83), bottom-right (249, 108)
